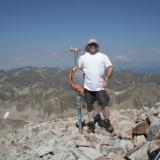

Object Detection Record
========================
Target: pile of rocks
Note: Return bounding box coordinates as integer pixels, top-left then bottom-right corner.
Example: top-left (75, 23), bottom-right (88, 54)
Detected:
top-left (0, 103), bottom-right (160, 160)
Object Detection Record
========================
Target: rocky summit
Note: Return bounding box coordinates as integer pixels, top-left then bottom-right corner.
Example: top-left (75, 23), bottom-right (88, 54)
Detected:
top-left (0, 103), bottom-right (160, 160)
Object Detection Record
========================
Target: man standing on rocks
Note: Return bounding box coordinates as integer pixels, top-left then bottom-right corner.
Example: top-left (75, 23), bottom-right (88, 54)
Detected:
top-left (78, 38), bottom-right (114, 133)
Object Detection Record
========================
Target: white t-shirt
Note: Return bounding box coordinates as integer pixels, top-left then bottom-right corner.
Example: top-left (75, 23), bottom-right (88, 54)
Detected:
top-left (78, 52), bottom-right (112, 91)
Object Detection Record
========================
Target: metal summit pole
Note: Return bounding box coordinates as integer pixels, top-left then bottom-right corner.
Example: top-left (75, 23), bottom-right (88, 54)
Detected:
top-left (69, 47), bottom-right (83, 134)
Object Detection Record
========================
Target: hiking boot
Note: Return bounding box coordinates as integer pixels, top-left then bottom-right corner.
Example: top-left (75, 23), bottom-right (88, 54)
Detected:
top-left (87, 121), bottom-right (95, 134)
top-left (94, 113), bottom-right (101, 123)
top-left (104, 119), bottom-right (114, 133)
top-left (76, 120), bottom-right (86, 128)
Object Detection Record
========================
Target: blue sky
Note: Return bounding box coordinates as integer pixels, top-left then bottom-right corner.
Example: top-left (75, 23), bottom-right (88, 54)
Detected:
top-left (0, 0), bottom-right (160, 72)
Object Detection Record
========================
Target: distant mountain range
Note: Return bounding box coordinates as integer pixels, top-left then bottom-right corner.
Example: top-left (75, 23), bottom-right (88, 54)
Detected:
top-left (0, 66), bottom-right (160, 122)
top-left (115, 61), bottom-right (160, 74)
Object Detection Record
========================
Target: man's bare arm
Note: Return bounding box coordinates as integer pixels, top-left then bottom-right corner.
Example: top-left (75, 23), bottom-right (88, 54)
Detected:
top-left (105, 66), bottom-right (113, 80)
top-left (101, 66), bottom-right (113, 88)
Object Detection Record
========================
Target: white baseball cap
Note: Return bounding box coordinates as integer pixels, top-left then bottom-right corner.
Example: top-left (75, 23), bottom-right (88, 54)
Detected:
top-left (87, 38), bottom-right (99, 45)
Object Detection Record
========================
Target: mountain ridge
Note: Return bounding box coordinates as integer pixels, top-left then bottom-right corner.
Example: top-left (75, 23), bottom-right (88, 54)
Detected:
top-left (0, 66), bottom-right (160, 122)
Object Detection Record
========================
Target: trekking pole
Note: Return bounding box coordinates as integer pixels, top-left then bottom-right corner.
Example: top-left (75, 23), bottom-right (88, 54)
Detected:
top-left (69, 47), bottom-right (83, 134)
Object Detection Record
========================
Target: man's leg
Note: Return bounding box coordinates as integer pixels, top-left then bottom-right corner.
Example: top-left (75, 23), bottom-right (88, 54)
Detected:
top-left (101, 106), bottom-right (113, 133)
top-left (87, 110), bottom-right (95, 122)
top-left (96, 90), bottom-right (114, 133)
top-left (101, 106), bottom-right (110, 120)
top-left (84, 90), bottom-right (96, 133)
top-left (86, 110), bottom-right (95, 133)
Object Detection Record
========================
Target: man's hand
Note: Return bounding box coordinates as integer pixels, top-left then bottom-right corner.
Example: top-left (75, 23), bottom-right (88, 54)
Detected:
top-left (73, 66), bottom-right (79, 71)
top-left (101, 79), bottom-right (108, 88)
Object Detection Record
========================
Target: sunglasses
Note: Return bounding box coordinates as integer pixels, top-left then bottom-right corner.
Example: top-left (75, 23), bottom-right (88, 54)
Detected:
top-left (88, 43), bottom-right (98, 47)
